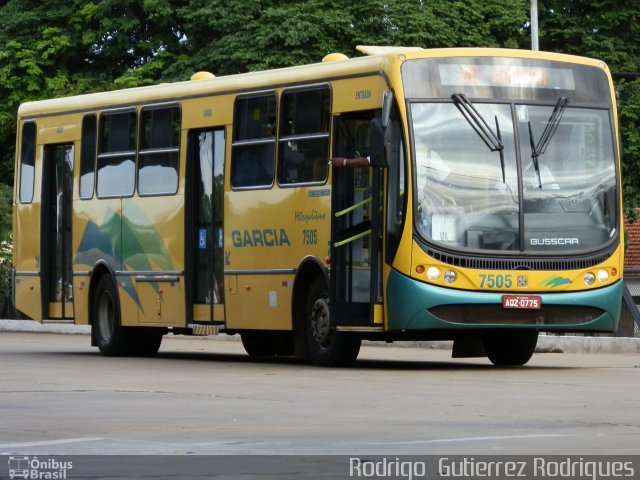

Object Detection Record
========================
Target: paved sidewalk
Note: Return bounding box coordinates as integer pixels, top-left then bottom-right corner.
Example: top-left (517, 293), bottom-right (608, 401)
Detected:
top-left (2, 319), bottom-right (639, 354)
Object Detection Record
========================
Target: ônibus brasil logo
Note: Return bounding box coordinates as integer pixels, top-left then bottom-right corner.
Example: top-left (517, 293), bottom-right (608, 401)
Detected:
top-left (7, 456), bottom-right (73, 480)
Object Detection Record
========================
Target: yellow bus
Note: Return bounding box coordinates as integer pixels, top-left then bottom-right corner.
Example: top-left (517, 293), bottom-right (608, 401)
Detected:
top-left (12, 46), bottom-right (623, 366)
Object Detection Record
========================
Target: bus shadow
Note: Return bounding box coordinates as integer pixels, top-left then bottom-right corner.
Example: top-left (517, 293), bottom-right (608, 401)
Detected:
top-left (149, 349), bottom-right (574, 371)
top-left (21, 345), bottom-right (575, 371)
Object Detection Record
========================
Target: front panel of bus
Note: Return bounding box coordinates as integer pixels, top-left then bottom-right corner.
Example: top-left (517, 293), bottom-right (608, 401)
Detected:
top-left (387, 55), bottom-right (622, 333)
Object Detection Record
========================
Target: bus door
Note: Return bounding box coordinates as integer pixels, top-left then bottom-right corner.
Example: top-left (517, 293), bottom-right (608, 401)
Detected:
top-left (185, 129), bottom-right (225, 323)
top-left (330, 113), bottom-right (383, 327)
top-left (41, 143), bottom-right (74, 319)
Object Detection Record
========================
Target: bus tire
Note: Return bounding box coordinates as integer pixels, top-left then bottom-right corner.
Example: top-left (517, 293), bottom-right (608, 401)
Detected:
top-left (483, 330), bottom-right (538, 366)
top-left (129, 328), bottom-right (165, 357)
top-left (92, 275), bottom-right (132, 356)
top-left (305, 276), bottom-right (361, 367)
top-left (240, 330), bottom-right (289, 357)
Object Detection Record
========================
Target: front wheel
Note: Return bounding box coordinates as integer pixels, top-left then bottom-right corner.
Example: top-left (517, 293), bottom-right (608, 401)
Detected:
top-left (240, 330), bottom-right (292, 357)
top-left (305, 277), bottom-right (361, 367)
top-left (483, 330), bottom-right (538, 366)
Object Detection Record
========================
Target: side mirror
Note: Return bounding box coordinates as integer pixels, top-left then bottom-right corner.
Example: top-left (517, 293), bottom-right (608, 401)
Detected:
top-left (381, 90), bottom-right (393, 128)
top-left (369, 90), bottom-right (394, 168)
top-left (368, 115), bottom-right (386, 168)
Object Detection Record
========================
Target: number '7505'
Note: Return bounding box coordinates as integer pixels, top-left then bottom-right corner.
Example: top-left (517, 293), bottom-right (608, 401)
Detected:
top-left (479, 273), bottom-right (512, 289)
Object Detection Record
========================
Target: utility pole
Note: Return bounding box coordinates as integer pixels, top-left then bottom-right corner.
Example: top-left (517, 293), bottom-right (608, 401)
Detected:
top-left (531, 0), bottom-right (539, 51)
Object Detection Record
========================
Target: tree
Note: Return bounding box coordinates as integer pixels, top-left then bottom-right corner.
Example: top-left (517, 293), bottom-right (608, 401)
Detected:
top-left (0, 0), bottom-right (187, 181)
top-left (618, 79), bottom-right (640, 221)
top-left (0, 28), bottom-right (84, 181)
top-left (0, 183), bottom-right (11, 236)
top-left (539, 0), bottom-right (640, 72)
top-left (166, 0), bottom-right (529, 79)
top-left (538, 0), bottom-right (640, 218)
top-left (2, 0), bottom-right (639, 220)
top-left (0, 183), bottom-right (12, 292)
top-left (70, 0), bottom-right (188, 84)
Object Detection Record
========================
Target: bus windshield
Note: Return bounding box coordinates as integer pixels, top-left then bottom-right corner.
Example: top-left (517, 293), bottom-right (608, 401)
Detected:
top-left (412, 100), bottom-right (617, 253)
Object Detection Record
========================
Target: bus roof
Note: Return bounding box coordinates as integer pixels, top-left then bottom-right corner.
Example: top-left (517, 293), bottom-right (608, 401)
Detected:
top-left (17, 47), bottom-right (608, 119)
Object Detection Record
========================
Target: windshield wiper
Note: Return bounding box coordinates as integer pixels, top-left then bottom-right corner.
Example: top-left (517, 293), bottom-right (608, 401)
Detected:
top-left (452, 93), bottom-right (505, 183)
top-left (494, 115), bottom-right (505, 184)
top-left (528, 96), bottom-right (568, 189)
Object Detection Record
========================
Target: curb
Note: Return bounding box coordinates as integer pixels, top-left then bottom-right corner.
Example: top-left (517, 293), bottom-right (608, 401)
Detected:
top-left (394, 336), bottom-right (640, 354)
top-left (0, 319), bottom-right (91, 335)
top-left (1, 319), bottom-right (639, 354)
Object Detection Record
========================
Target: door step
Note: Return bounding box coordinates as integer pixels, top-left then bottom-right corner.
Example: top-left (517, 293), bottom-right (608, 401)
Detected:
top-left (187, 323), bottom-right (221, 336)
top-left (336, 326), bottom-right (384, 332)
top-left (43, 319), bottom-right (75, 325)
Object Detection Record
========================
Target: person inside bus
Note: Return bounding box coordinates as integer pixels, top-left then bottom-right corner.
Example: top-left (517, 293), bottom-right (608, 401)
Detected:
top-left (283, 140), bottom-right (305, 182)
top-left (329, 155), bottom-right (370, 168)
top-left (330, 114), bottom-right (383, 168)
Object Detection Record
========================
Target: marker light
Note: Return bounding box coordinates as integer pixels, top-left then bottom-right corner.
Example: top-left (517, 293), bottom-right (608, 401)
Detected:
top-left (426, 267), bottom-right (441, 281)
top-left (584, 272), bottom-right (595, 286)
top-left (444, 270), bottom-right (457, 284)
top-left (416, 265), bottom-right (425, 274)
top-left (190, 71), bottom-right (215, 81)
top-left (597, 269), bottom-right (609, 283)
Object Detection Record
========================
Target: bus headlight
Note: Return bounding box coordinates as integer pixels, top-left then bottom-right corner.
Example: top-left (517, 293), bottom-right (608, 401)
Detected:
top-left (584, 272), bottom-right (595, 286)
top-left (597, 269), bottom-right (609, 283)
top-left (426, 267), bottom-right (441, 281)
top-left (444, 270), bottom-right (457, 284)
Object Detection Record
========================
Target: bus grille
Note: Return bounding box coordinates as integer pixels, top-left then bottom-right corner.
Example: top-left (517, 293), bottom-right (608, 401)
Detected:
top-left (429, 304), bottom-right (605, 326)
top-left (423, 244), bottom-right (616, 271)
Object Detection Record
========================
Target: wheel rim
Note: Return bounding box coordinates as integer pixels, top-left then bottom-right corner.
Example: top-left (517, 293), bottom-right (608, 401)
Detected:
top-left (310, 297), bottom-right (332, 349)
top-left (97, 290), bottom-right (114, 342)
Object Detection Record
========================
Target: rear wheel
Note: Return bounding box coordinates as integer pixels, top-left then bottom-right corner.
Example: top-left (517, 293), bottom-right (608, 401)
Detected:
top-left (92, 275), bottom-right (165, 357)
top-left (92, 275), bottom-right (131, 356)
top-left (306, 276), bottom-right (360, 366)
top-left (483, 330), bottom-right (538, 366)
top-left (128, 328), bottom-right (165, 357)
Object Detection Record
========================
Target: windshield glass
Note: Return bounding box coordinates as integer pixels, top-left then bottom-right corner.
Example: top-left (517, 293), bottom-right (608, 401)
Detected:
top-left (413, 102), bottom-right (617, 253)
top-left (518, 105), bottom-right (617, 252)
top-left (415, 102), bottom-right (520, 251)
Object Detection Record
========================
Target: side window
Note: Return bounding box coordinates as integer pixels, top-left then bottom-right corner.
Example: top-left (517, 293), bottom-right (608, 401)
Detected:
top-left (138, 105), bottom-right (180, 195)
top-left (97, 110), bottom-right (136, 198)
top-left (80, 114), bottom-right (97, 200)
top-left (231, 93), bottom-right (276, 189)
top-left (278, 87), bottom-right (330, 185)
top-left (19, 122), bottom-right (37, 203)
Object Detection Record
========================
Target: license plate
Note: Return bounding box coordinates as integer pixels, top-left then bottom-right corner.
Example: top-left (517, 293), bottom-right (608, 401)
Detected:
top-left (502, 294), bottom-right (541, 310)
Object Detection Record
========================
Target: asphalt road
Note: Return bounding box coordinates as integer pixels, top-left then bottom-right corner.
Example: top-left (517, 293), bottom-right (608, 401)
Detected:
top-left (1, 331), bottom-right (639, 457)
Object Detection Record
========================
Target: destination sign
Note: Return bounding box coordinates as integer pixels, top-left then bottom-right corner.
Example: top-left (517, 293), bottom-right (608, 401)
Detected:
top-left (439, 63), bottom-right (576, 90)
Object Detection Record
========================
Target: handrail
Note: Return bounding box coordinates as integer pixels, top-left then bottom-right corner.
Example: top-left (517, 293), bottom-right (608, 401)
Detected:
top-left (334, 197), bottom-right (372, 218)
top-left (333, 229), bottom-right (372, 248)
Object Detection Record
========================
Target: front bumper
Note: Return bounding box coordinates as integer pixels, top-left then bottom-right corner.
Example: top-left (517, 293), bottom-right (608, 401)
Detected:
top-left (386, 269), bottom-right (622, 333)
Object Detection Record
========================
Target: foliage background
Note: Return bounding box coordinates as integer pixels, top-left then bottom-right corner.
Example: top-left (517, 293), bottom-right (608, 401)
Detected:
top-left (0, 0), bottom-right (639, 241)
